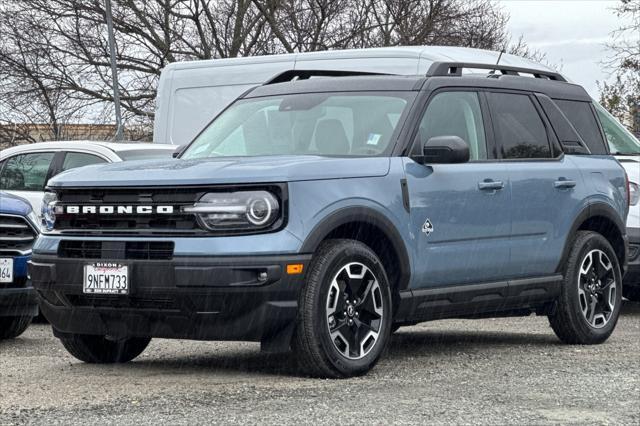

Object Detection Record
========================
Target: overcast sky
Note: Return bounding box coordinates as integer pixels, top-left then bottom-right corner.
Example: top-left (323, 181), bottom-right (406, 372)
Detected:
top-left (499, 0), bottom-right (629, 97)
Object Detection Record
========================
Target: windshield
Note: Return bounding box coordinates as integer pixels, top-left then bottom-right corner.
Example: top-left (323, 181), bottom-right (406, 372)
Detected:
top-left (117, 149), bottom-right (176, 161)
top-left (182, 92), bottom-right (415, 159)
top-left (594, 103), bottom-right (640, 155)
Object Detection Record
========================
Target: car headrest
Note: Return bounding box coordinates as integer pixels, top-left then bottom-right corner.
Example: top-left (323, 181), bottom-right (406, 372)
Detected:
top-left (315, 119), bottom-right (350, 155)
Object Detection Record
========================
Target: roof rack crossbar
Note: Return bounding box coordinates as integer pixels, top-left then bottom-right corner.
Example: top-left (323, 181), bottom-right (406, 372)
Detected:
top-left (265, 69), bottom-right (392, 85)
top-left (426, 62), bottom-right (566, 82)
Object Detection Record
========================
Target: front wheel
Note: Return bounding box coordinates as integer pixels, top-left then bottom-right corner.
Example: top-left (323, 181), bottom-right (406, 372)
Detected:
top-left (549, 231), bottom-right (623, 344)
top-left (293, 239), bottom-right (392, 378)
top-left (59, 333), bottom-right (151, 363)
top-left (0, 315), bottom-right (33, 340)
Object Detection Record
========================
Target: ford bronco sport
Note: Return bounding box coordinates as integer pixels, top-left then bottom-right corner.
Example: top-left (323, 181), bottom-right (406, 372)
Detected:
top-left (30, 63), bottom-right (629, 377)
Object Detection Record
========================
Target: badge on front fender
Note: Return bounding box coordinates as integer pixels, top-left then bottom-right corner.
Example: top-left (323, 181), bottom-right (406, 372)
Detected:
top-left (421, 218), bottom-right (434, 236)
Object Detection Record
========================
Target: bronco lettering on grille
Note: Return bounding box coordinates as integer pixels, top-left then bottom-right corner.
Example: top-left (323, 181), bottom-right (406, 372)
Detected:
top-left (64, 206), bottom-right (174, 214)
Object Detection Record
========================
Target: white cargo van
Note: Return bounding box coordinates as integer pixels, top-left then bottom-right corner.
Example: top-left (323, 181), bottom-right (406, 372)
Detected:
top-left (153, 46), bottom-right (556, 146)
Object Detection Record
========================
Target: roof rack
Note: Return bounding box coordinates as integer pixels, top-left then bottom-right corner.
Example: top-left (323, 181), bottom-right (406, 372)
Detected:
top-left (426, 62), bottom-right (567, 82)
top-left (265, 69), bottom-right (391, 84)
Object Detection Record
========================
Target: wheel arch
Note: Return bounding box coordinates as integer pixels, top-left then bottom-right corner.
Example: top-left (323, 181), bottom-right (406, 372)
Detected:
top-left (300, 207), bottom-right (412, 299)
top-left (558, 202), bottom-right (628, 275)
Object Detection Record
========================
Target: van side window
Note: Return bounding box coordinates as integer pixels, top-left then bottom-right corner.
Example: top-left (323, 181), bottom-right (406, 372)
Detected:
top-left (417, 91), bottom-right (487, 160)
top-left (488, 93), bottom-right (552, 159)
top-left (0, 152), bottom-right (55, 191)
top-left (554, 100), bottom-right (607, 154)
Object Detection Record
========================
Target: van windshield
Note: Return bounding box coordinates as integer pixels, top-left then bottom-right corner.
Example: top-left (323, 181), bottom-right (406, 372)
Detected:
top-left (182, 92), bottom-right (415, 159)
top-left (594, 102), bottom-right (640, 155)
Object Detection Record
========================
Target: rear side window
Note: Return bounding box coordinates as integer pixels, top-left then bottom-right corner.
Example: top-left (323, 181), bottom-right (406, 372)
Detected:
top-left (61, 152), bottom-right (107, 172)
top-left (488, 92), bottom-right (552, 159)
top-left (554, 100), bottom-right (607, 154)
top-left (0, 152), bottom-right (55, 191)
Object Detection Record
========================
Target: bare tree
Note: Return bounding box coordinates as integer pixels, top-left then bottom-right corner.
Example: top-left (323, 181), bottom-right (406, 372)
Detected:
top-left (0, 0), bottom-right (542, 145)
top-left (600, 0), bottom-right (640, 135)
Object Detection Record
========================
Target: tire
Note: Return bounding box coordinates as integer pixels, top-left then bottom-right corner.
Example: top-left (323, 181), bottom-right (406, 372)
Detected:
top-left (549, 231), bottom-right (623, 344)
top-left (0, 315), bottom-right (33, 340)
top-left (292, 239), bottom-right (393, 378)
top-left (623, 286), bottom-right (640, 302)
top-left (59, 333), bottom-right (151, 363)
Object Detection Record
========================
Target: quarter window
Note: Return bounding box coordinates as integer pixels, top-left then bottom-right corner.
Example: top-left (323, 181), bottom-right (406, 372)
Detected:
top-left (488, 93), bottom-right (552, 159)
top-left (0, 152), bottom-right (55, 191)
top-left (417, 91), bottom-right (487, 160)
top-left (554, 100), bottom-right (607, 154)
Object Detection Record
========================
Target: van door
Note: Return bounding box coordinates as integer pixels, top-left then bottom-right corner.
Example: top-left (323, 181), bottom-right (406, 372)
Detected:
top-left (404, 90), bottom-right (511, 288)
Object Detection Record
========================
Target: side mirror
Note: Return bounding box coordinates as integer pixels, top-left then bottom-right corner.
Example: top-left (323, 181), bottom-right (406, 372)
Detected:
top-left (172, 144), bottom-right (188, 158)
top-left (419, 136), bottom-right (470, 164)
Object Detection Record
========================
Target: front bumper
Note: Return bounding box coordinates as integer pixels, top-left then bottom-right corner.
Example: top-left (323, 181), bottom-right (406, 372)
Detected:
top-left (624, 227), bottom-right (640, 287)
top-left (0, 286), bottom-right (38, 317)
top-left (30, 253), bottom-right (311, 344)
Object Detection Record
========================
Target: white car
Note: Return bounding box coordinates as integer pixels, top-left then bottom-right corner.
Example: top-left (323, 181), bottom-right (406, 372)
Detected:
top-left (0, 141), bottom-right (176, 215)
top-left (593, 105), bottom-right (640, 298)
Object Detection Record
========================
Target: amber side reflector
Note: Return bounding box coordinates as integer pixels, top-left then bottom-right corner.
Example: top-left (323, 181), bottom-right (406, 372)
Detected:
top-left (286, 264), bottom-right (304, 275)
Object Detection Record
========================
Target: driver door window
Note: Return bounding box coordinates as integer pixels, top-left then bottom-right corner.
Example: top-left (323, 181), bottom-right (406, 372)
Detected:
top-left (416, 91), bottom-right (488, 160)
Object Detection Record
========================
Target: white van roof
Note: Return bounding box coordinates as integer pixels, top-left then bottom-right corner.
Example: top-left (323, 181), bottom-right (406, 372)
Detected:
top-left (154, 46), bottom-right (559, 145)
top-left (162, 46), bottom-right (554, 74)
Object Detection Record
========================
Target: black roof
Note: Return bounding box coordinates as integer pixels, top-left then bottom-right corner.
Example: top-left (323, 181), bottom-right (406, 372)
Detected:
top-left (245, 75), bottom-right (425, 98)
top-left (243, 73), bottom-right (591, 103)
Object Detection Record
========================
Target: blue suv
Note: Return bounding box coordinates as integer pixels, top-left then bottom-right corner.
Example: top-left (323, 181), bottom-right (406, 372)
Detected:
top-left (30, 63), bottom-right (629, 377)
top-left (0, 192), bottom-right (38, 339)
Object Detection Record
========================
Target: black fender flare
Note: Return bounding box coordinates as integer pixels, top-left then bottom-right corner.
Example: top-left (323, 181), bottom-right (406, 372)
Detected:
top-left (300, 206), bottom-right (412, 291)
top-left (556, 201), bottom-right (628, 273)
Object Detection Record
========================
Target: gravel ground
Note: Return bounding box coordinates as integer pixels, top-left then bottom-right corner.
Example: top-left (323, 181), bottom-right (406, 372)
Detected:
top-left (1, 302), bottom-right (639, 425)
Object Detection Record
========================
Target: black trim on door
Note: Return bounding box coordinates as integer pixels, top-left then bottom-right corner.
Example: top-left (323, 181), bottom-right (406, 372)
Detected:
top-left (395, 274), bottom-right (562, 322)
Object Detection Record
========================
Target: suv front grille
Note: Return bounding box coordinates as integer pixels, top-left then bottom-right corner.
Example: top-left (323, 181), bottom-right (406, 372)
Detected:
top-left (54, 187), bottom-right (204, 234)
top-left (58, 241), bottom-right (174, 260)
top-left (0, 214), bottom-right (37, 254)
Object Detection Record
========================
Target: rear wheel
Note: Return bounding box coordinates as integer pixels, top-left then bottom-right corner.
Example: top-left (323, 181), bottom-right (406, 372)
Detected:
top-left (59, 333), bottom-right (151, 363)
top-left (0, 315), bottom-right (33, 340)
top-left (293, 239), bottom-right (392, 378)
top-left (549, 231), bottom-right (622, 344)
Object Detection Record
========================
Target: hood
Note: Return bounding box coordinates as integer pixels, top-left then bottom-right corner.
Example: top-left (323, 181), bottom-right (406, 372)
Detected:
top-left (0, 192), bottom-right (33, 216)
top-left (48, 156), bottom-right (391, 188)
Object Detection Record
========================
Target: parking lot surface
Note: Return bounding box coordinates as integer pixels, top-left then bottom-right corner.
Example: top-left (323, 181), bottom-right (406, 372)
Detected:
top-left (1, 302), bottom-right (639, 425)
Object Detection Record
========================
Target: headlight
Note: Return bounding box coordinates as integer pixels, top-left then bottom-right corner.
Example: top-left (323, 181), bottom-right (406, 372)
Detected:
top-left (41, 191), bottom-right (59, 230)
top-left (183, 191), bottom-right (281, 232)
top-left (630, 182), bottom-right (639, 206)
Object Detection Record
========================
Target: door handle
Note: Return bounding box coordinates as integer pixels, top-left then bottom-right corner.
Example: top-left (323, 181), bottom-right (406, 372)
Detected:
top-left (554, 179), bottom-right (576, 189)
top-left (478, 180), bottom-right (505, 191)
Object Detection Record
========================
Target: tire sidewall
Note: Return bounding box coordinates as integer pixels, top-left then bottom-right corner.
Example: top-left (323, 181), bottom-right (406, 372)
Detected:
top-left (566, 233), bottom-right (623, 339)
top-left (310, 242), bottom-right (392, 376)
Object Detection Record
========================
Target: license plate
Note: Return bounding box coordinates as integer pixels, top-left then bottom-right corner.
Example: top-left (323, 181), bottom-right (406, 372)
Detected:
top-left (0, 258), bottom-right (13, 283)
top-left (83, 262), bottom-right (129, 295)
